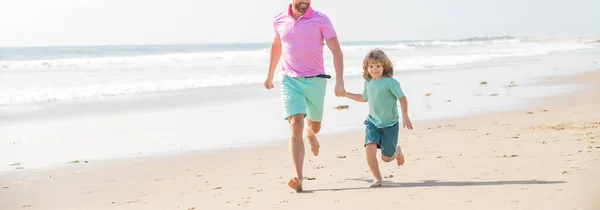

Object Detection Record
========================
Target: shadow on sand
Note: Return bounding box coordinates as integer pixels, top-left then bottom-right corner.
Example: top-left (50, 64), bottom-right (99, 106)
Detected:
top-left (301, 179), bottom-right (566, 193)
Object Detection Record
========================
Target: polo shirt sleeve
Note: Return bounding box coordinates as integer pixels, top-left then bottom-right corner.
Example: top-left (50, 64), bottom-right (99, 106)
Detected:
top-left (318, 15), bottom-right (337, 39)
top-left (389, 78), bottom-right (405, 99)
top-left (273, 15), bottom-right (280, 38)
top-left (361, 81), bottom-right (368, 100)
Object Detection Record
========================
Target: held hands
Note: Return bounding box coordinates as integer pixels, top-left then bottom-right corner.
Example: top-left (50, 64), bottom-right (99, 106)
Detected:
top-left (402, 115), bottom-right (413, 130)
top-left (334, 81), bottom-right (346, 97)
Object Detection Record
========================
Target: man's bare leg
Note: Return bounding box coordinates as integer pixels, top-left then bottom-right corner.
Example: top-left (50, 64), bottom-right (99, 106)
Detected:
top-left (287, 114), bottom-right (305, 192)
top-left (366, 143), bottom-right (383, 187)
top-left (306, 119), bottom-right (321, 156)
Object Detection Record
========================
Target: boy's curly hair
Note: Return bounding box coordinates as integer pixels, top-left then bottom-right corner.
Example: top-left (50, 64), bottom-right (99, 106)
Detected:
top-left (362, 49), bottom-right (394, 81)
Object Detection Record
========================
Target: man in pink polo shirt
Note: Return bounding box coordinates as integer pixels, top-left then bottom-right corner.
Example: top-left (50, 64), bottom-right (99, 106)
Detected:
top-left (264, 0), bottom-right (345, 192)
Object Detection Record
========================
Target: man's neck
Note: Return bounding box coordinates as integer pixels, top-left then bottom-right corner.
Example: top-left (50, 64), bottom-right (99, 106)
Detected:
top-left (291, 7), bottom-right (305, 19)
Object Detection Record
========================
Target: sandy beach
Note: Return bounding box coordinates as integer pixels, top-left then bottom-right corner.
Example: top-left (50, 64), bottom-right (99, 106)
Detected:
top-left (1, 68), bottom-right (599, 210)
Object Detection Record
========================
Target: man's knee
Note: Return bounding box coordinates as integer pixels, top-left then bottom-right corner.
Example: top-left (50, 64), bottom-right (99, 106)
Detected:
top-left (307, 120), bottom-right (321, 134)
top-left (288, 114), bottom-right (304, 137)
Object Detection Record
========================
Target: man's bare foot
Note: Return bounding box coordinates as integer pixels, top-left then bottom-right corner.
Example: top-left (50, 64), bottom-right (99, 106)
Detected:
top-left (369, 180), bottom-right (382, 188)
top-left (288, 177), bottom-right (303, 192)
top-left (307, 132), bottom-right (320, 156)
top-left (396, 146), bottom-right (405, 166)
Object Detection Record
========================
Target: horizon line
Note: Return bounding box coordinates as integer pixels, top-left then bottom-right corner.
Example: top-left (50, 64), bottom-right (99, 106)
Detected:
top-left (1, 34), bottom-right (598, 48)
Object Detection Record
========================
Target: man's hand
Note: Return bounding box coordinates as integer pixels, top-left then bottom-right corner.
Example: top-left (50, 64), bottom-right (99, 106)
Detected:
top-left (326, 37), bottom-right (345, 97)
top-left (334, 81), bottom-right (345, 96)
top-left (264, 76), bottom-right (274, 90)
top-left (402, 116), bottom-right (413, 130)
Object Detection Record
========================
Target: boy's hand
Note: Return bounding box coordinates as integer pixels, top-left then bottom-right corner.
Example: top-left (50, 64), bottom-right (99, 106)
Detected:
top-left (402, 116), bottom-right (413, 130)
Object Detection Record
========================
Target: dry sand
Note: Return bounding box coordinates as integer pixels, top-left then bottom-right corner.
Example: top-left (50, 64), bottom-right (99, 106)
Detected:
top-left (1, 70), bottom-right (599, 210)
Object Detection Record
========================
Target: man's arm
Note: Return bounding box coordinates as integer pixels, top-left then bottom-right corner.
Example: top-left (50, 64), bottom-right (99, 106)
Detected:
top-left (264, 36), bottom-right (282, 89)
top-left (267, 37), bottom-right (282, 79)
top-left (325, 36), bottom-right (345, 96)
top-left (325, 36), bottom-right (343, 82)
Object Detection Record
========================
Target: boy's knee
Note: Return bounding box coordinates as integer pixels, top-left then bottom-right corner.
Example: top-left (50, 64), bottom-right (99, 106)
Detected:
top-left (381, 155), bottom-right (394, 162)
top-left (365, 143), bottom-right (378, 149)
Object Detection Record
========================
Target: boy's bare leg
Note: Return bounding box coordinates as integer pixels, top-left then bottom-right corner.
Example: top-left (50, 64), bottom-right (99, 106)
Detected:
top-left (381, 150), bottom-right (398, 162)
top-left (306, 119), bottom-right (321, 156)
top-left (287, 114), bottom-right (305, 192)
top-left (366, 143), bottom-right (383, 187)
top-left (396, 145), bottom-right (405, 166)
top-left (381, 146), bottom-right (402, 163)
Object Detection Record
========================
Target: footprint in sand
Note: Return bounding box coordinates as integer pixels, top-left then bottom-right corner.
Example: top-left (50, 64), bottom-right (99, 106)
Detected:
top-left (500, 154), bottom-right (519, 158)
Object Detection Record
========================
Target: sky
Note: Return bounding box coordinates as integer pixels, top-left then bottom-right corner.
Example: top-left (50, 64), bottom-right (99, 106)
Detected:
top-left (0, 0), bottom-right (599, 47)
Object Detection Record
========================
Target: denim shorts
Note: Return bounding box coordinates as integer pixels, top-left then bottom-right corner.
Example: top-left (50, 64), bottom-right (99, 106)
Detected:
top-left (364, 119), bottom-right (399, 157)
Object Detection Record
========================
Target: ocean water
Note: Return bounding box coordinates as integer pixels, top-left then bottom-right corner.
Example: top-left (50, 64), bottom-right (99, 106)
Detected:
top-left (1, 36), bottom-right (597, 106)
top-left (1, 36), bottom-right (599, 172)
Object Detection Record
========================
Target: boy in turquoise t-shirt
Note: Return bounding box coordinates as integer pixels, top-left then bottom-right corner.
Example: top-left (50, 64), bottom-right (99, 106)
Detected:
top-left (343, 49), bottom-right (413, 188)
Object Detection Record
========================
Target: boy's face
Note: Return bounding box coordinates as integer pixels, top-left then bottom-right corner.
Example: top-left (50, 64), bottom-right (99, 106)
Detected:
top-left (367, 61), bottom-right (384, 80)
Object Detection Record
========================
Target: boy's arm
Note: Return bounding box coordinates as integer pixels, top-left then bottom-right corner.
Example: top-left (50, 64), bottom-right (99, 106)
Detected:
top-left (344, 92), bottom-right (367, 102)
top-left (398, 96), bottom-right (408, 117)
top-left (399, 96), bottom-right (413, 130)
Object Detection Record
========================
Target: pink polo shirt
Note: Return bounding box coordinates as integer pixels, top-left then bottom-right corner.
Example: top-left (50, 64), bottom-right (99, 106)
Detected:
top-left (273, 4), bottom-right (337, 77)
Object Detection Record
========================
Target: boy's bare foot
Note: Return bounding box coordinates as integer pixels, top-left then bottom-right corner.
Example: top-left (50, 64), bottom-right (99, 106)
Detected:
top-left (307, 132), bottom-right (320, 156)
top-left (369, 180), bottom-right (382, 188)
top-left (396, 146), bottom-right (405, 166)
top-left (288, 177), bottom-right (303, 192)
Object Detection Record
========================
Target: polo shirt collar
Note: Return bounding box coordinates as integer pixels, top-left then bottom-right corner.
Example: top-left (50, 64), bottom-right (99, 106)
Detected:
top-left (287, 3), bottom-right (314, 18)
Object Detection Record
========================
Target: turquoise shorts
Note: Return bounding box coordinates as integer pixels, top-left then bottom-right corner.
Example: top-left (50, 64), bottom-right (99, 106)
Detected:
top-left (364, 119), bottom-right (399, 157)
top-left (280, 75), bottom-right (327, 122)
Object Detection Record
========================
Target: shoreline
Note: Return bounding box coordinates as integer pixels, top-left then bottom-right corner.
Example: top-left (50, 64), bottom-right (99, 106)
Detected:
top-left (0, 62), bottom-right (598, 173)
top-left (1, 69), bottom-right (599, 209)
